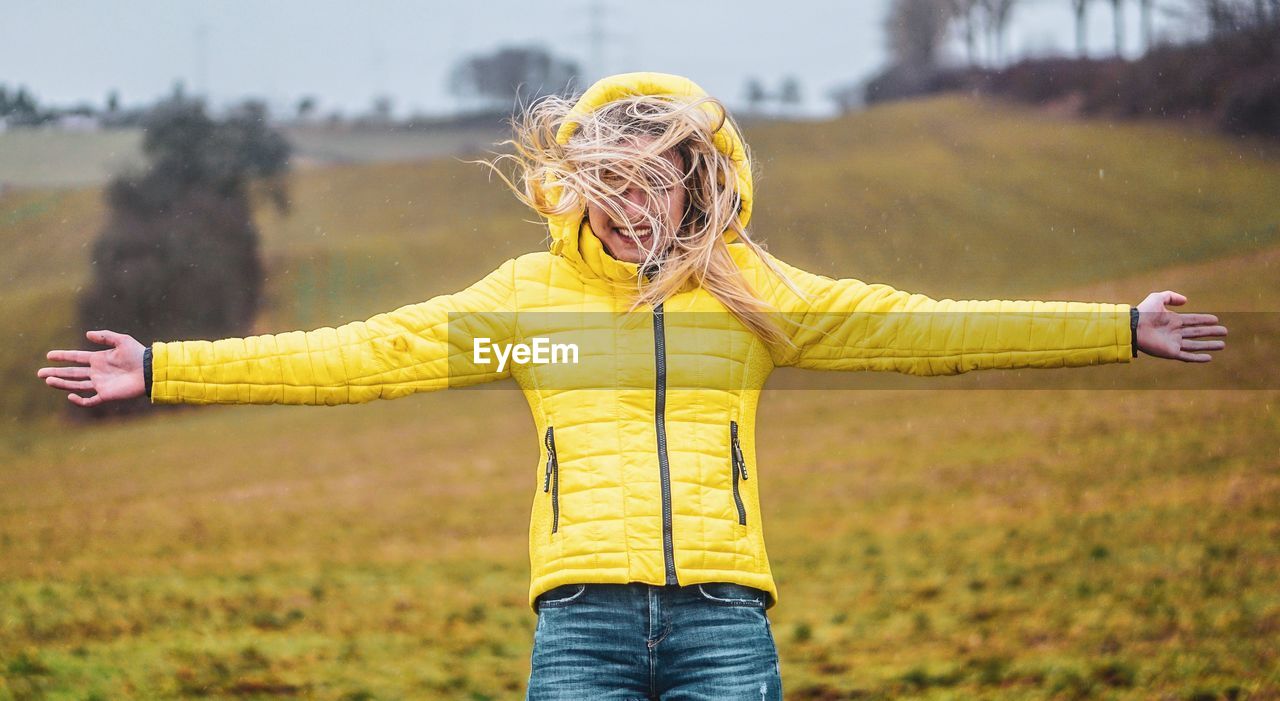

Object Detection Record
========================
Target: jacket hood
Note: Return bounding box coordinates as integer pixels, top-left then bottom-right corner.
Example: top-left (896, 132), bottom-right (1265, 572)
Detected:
top-left (544, 72), bottom-right (754, 283)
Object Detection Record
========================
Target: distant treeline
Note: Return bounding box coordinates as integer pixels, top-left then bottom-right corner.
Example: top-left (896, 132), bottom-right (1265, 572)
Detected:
top-left (2, 44), bottom-right (583, 132)
top-left (983, 24), bottom-right (1277, 137)
top-left (870, 23), bottom-right (1280, 138)
top-left (865, 0), bottom-right (1280, 139)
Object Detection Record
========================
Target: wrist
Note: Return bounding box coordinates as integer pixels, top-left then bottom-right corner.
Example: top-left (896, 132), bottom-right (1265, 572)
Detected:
top-left (1130, 307), bottom-right (1140, 358)
top-left (143, 346), bottom-right (153, 397)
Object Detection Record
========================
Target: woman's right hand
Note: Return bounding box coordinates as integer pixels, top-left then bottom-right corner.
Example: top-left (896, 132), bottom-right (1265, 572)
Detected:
top-left (37, 330), bottom-right (146, 407)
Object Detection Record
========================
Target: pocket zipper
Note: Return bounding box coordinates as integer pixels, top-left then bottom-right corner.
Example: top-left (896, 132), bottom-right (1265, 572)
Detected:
top-left (544, 426), bottom-right (560, 534)
top-left (730, 420), bottom-right (748, 526)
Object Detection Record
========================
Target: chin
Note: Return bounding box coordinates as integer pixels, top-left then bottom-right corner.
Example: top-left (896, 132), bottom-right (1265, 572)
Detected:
top-left (598, 229), bottom-right (672, 265)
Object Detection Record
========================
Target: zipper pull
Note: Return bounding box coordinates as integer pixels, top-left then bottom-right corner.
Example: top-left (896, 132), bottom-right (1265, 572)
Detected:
top-left (544, 427), bottom-right (555, 492)
top-left (731, 421), bottom-right (748, 480)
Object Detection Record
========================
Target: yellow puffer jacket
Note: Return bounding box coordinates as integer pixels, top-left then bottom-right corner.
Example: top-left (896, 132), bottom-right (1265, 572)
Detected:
top-left (151, 73), bottom-right (1134, 611)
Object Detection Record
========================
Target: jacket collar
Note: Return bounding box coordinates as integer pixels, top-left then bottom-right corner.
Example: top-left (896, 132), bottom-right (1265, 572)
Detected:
top-left (548, 215), bottom-right (642, 284)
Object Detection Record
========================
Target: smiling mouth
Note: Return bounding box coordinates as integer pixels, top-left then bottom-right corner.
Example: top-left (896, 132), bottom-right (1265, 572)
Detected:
top-left (614, 226), bottom-right (654, 243)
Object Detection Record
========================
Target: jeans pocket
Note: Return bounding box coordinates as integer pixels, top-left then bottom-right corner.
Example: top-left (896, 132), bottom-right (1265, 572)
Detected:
top-left (695, 581), bottom-right (766, 607)
top-left (536, 583), bottom-right (587, 610)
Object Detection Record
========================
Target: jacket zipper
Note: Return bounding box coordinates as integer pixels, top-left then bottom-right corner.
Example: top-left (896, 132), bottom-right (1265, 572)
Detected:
top-left (730, 420), bottom-right (748, 526)
top-left (544, 426), bottom-right (560, 535)
top-left (653, 301), bottom-right (678, 585)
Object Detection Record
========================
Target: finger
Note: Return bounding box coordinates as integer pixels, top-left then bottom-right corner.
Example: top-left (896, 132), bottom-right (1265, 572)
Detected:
top-left (46, 350), bottom-right (92, 364)
top-left (86, 330), bottom-right (122, 347)
top-left (1178, 314), bottom-right (1219, 327)
top-left (1162, 291), bottom-right (1187, 307)
top-left (46, 377), bottom-right (94, 391)
top-left (1176, 350), bottom-right (1213, 363)
top-left (67, 392), bottom-right (103, 408)
top-left (1181, 325), bottom-right (1228, 338)
top-left (37, 366), bottom-right (91, 380)
top-left (1181, 340), bottom-right (1225, 351)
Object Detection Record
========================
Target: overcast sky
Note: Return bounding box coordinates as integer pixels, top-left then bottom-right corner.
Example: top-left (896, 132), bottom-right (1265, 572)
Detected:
top-left (5, 0), bottom-right (1195, 119)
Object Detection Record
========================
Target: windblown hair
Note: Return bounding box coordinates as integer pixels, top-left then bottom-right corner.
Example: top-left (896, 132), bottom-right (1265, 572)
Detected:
top-left (483, 92), bottom-right (804, 348)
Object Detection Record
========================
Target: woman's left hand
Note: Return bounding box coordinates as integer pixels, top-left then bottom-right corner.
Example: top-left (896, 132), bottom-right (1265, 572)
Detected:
top-left (1135, 291), bottom-right (1227, 362)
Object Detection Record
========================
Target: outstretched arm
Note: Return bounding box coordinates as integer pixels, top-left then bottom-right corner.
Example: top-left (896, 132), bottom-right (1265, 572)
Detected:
top-left (757, 254), bottom-right (1225, 374)
top-left (38, 259), bottom-right (519, 407)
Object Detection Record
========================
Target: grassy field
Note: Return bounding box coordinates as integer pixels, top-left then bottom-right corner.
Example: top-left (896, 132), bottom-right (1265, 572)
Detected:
top-left (0, 130), bottom-right (145, 190)
top-left (1, 95), bottom-right (1277, 699)
top-left (0, 125), bottom-right (504, 189)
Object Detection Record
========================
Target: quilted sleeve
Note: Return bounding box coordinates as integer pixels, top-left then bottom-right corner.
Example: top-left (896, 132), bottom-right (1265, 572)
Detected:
top-left (760, 254), bottom-right (1133, 375)
top-left (150, 258), bottom-right (519, 405)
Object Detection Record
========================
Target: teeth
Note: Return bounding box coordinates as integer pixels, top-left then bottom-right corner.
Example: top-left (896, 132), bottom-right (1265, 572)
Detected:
top-left (616, 227), bottom-right (652, 240)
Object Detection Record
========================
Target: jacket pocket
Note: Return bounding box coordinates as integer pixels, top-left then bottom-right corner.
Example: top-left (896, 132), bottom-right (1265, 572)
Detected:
top-left (544, 426), bottom-right (560, 534)
top-left (730, 420), bottom-right (747, 527)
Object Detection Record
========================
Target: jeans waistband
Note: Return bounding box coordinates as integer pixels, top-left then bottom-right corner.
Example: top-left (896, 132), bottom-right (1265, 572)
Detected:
top-left (535, 581), bottom-right (769, 608)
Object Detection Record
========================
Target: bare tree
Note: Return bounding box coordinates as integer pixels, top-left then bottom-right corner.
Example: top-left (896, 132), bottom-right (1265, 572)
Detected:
top-left (1205, 0), bottom-right (1235, 34)
top-left (887, 0), bottom-right (953, 68)
top-left (982, 0), bottom-right (1019, 66)
top-left (1257, 0), bottom-right (1277, 26)
top-left (450, 45), bottom-right (581, 111)
top-left (744, 77), bottom-right (767, 116)
top-left (947, 0), bottom-right (983, 65)
top-left (779, 76), bottom-right (802, 116)
top-left (370, 95), bottom-right (393, 124)
top-left (1139, 0), bottom-right (1155, 50)
top-left (1194, 0), bottom-right (1277, 34)
top-left (1110, 0), bottom-right (1126, 55)
top-left (1071, 0), bottom-right (1092, 56)
top-left (295, 95), bottom-right (317, 122)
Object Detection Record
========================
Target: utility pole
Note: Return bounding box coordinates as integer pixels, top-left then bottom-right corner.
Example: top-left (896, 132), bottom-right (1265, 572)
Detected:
top-left (574, 0), bottom-right (623, 84)
top-left (588, 0), bottom-right (606, 80)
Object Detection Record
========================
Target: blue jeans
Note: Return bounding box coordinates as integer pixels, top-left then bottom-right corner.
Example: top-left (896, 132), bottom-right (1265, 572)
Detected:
top-left (526, 582), bottom-right (783, 700)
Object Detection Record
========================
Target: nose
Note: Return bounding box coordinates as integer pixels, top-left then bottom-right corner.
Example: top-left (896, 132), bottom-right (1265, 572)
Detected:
top-left (619, 187), bottom-right (649, 220)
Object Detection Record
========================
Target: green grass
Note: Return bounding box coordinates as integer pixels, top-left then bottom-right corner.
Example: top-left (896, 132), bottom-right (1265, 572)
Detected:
top-left (1, 95), bottom-right (1277, 699)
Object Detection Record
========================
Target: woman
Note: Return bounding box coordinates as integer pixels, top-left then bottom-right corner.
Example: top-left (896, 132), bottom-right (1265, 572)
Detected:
top-left (38, 73), bottom-right (1226, 700)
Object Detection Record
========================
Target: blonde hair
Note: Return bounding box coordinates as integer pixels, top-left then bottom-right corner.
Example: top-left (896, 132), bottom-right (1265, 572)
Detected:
top-left (483, 92), bottom-right (804, 348)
